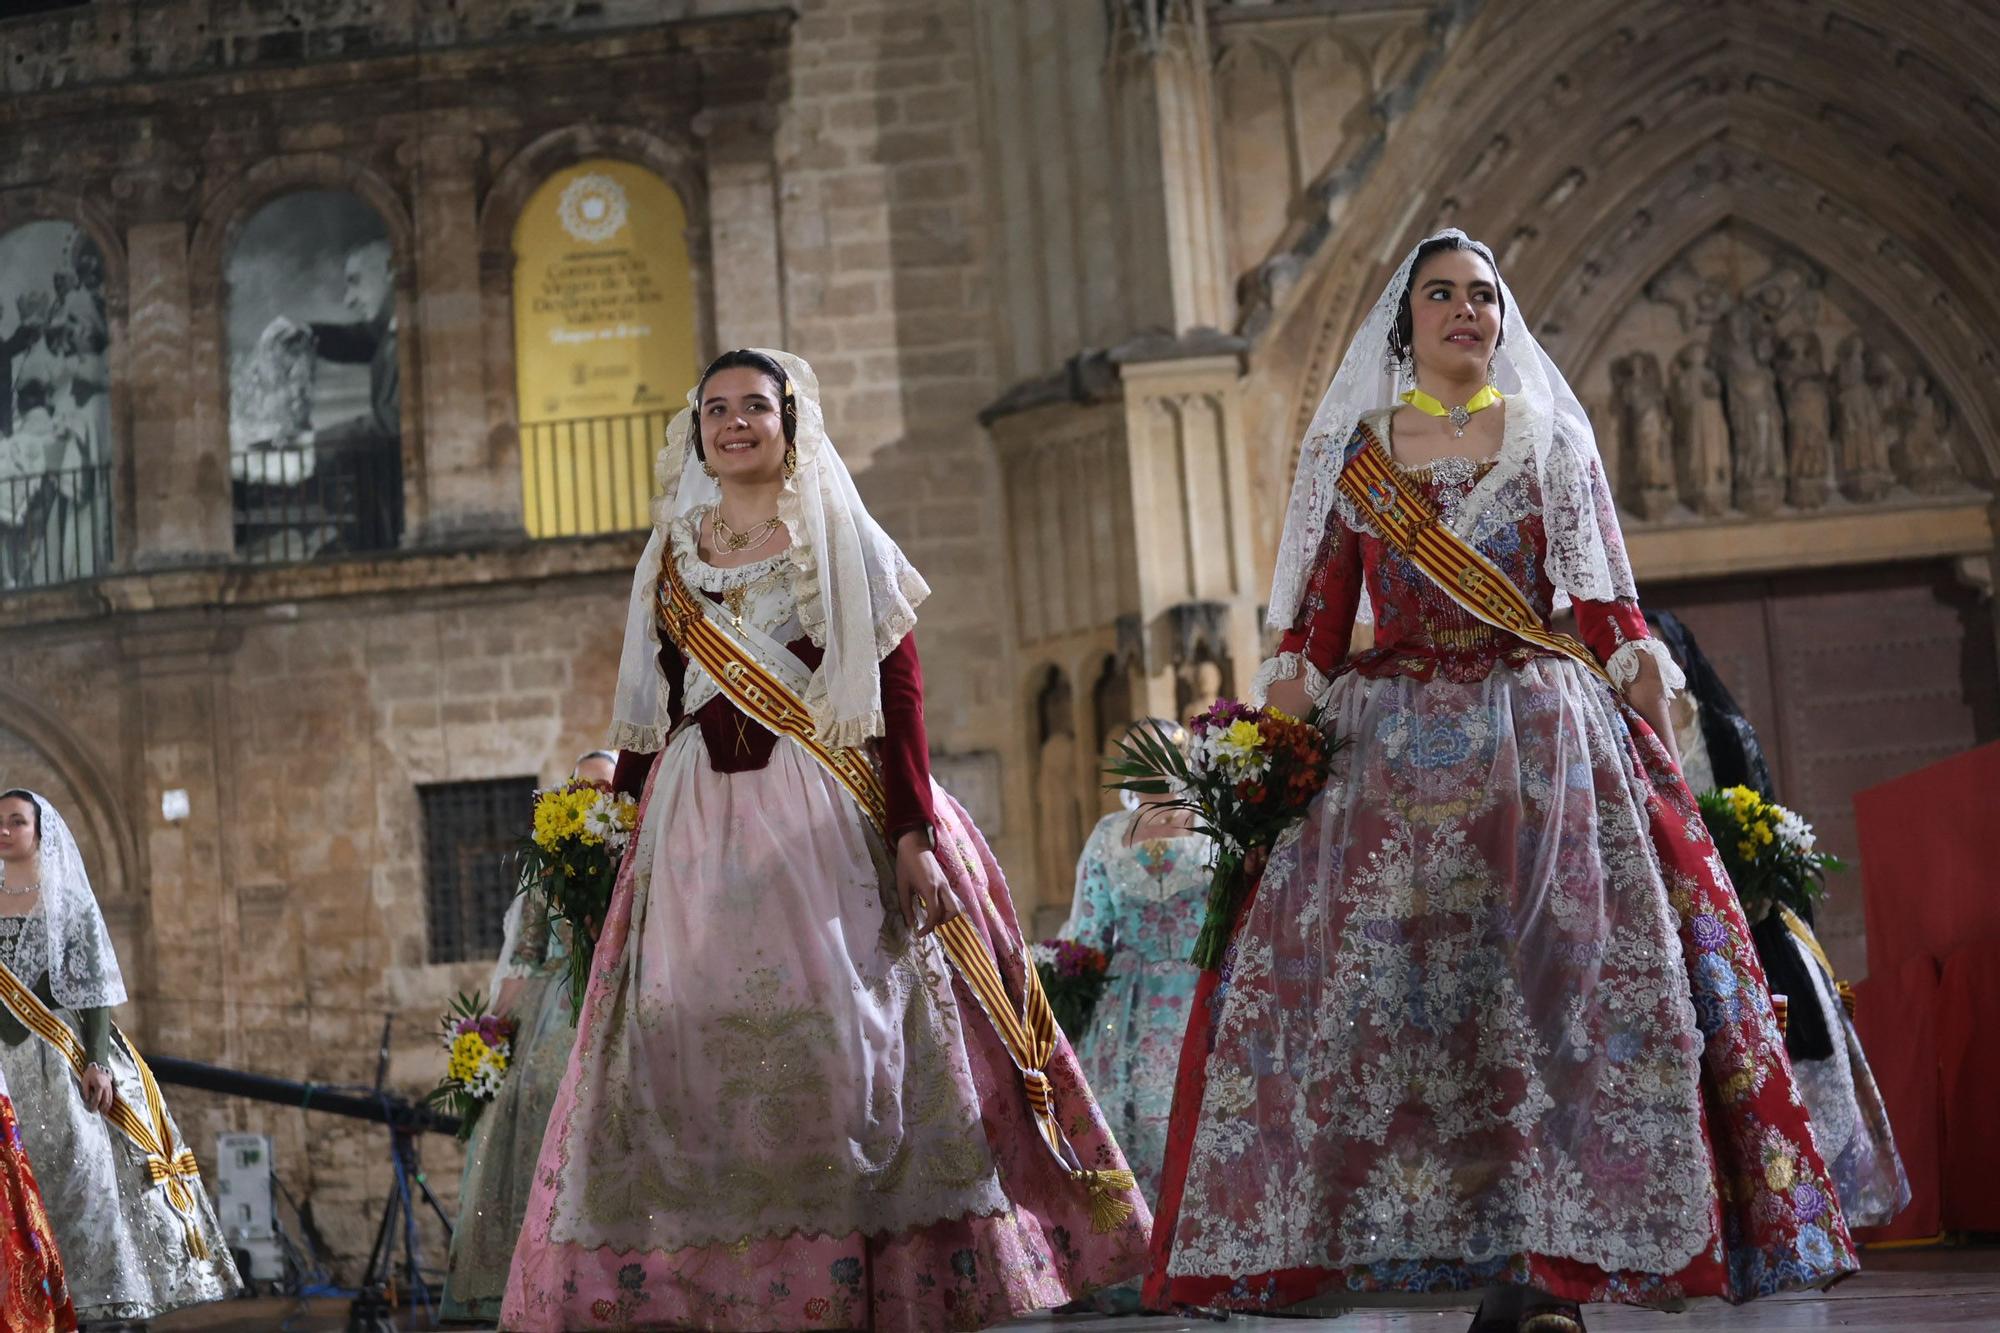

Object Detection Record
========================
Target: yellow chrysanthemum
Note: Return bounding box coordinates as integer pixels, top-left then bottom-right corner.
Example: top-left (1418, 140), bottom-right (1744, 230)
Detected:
top-left (1224, 719), bottom-right (1263, 752)
top-left (1736, 839), bottom-right (1755, 860)
top-left (447, 1031), bottom-right (487, 1083)
top-left (532, 787), bottom-right (597, 851)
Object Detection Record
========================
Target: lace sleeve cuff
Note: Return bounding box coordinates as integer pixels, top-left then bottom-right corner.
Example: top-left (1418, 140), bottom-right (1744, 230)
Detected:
top-left (1606, 638), bottom-right (1686, 699)
top-left (1249, 651), bottom-right (1333, 708)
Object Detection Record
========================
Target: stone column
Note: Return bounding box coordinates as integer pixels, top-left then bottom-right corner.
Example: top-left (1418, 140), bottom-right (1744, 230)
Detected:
top-left (117, 621), bottom-right (240, 1067)
top-left (403, 132), bottom-right (513, 541)
top-left (1108, 0), bottom-right (1233, 333)
top-left (693, 104), bottom-right (784, 352)
top-left (126, 221), bottom-right (232, 565)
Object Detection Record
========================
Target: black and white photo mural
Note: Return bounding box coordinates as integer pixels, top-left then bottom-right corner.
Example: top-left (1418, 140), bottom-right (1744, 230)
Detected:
top-left (0, 220), bottom-right (111, 588)
top-left (225, 190), bottom-right (402, 561)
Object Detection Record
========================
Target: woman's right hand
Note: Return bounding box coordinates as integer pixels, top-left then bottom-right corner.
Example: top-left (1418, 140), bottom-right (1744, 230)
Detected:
top-left (79, 1063), bottom-right (116, 1116)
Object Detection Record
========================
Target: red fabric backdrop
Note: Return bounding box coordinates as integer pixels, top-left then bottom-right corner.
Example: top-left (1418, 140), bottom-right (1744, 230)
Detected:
top-left (1850, 740), bottom-right (2000, 1239)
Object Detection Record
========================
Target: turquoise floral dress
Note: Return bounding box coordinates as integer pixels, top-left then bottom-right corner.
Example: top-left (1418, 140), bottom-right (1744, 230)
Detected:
top-left (1059, 811), bottom-right (1210, 1204)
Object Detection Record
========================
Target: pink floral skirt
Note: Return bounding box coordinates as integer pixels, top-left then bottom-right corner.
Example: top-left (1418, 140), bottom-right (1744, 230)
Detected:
top-left (502, 735), bottom-right (1149, 1329)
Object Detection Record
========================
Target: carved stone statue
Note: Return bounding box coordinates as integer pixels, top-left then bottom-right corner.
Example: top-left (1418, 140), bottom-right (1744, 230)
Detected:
top-left (1719, 308), bottom-right (1785, 516)
top-left (1646, 258), bottom-right (1730, 334)
top-left (1773, 331), bottom-right (1832, 510)
top-left (1613, 351), bottom-right (1675, 519)
top-left (1898, 373), bottom-right (1962, 495)
top-left (1871, 348), bottom-right (1912, 483)
top-left (1669, 341), bottom-right (1732, 517)
top-left (1833, 335), bottom-right (1894, 502)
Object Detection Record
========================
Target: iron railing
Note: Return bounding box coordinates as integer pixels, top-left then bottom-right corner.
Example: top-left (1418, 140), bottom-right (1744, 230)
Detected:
top-left (231, 437), bottom-right (404, 564)
top-left (521, 411), bottom-right (671, 538)
top-left (0, 462), bottom-right (112, 590)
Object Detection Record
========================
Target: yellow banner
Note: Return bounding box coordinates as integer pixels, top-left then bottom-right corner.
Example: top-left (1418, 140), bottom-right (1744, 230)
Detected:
top-left (514, 159), bottom-right (697, 536)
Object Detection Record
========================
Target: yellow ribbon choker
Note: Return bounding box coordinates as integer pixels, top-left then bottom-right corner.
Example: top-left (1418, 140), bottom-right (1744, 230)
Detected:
top-left (1402, 384), bottom-right (1503, 436)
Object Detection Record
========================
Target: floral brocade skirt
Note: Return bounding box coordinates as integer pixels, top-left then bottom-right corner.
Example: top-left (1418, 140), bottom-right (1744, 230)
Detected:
top-left (0, 1087), bottom-right (73, 1333)
top-left (1147, 657), bottom-right (1859, 1311)
top-left (502, 729), bottom-right (1149, 1330)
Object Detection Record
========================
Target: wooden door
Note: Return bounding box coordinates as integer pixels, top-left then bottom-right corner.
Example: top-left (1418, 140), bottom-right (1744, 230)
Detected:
top-left (1648, 559), bottom-right (1999, 979)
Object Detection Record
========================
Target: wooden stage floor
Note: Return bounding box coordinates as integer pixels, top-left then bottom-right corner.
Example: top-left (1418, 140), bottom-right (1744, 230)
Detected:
top-left (150, 1245), bottom-right (1998, 1331)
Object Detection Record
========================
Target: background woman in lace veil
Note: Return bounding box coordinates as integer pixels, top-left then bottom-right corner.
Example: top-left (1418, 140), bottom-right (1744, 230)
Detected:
top-left (439, 748), bottom-right (611, 1322)
top-left (0, 790), bottom-right (238, 1328)
top-left (1646, 611), bottom-right (1910, 1229)
top-left (1144, 232), bottom-right (1856, 1332)
top-left (501, 350), bottom-right (1147, 1329)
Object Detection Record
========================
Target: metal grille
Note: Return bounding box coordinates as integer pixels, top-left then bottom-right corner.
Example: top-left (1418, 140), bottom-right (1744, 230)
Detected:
top-left (0, 462), bottom-right (112, 591)
top-left (231, 438), bottom-right (404, 564)
top-left (521, 411), bottom-right (670, 538)
top-left (418, 777), bottom-right (535, 966)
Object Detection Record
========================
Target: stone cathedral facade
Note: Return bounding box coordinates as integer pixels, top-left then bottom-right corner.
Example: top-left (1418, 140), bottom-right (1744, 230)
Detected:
top-left (0, 0), bottom-right (1994, 1269)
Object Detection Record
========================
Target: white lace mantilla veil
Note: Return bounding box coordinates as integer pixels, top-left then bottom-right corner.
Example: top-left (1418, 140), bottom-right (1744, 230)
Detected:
top-left (610, 349), bottom-right (931, 752)
top-left (10, 792), bottom-right (126, 1009)
top-left (1266, 228), bottom-right (1679, 694)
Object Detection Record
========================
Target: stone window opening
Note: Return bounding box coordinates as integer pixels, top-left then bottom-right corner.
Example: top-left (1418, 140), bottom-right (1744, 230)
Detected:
top-left (418, 776), bottom-right (536, 967)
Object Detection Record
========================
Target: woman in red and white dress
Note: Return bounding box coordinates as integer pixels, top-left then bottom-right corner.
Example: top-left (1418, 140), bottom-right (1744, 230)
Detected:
top-left (1145, 232), bottom-right (1857, 1332)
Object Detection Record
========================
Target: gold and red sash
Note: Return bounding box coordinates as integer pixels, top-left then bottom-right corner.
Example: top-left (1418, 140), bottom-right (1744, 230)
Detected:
top-left (1780, 905), bottom-right (1858, 1019)
top-left (1337, 422), bottom-right (1613, 687)
top-left (656, 543), bottom-right (1136, 1231)
top-left (0, 958), bottom-right (209, 1258)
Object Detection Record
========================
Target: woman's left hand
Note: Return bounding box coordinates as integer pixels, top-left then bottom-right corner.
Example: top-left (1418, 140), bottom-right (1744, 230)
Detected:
top-left (895, 831), bottom-right (962, 937)
top-left (80, 1063), bottom-right (116, 1116)
top-left (1624, 652), bottom-right (1683, 771)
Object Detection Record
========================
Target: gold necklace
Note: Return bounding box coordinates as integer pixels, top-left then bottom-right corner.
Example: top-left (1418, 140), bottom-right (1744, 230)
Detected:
top-left (1402, 384), bottom-right (1503, 437)
top-left (712, 511), bottom-right (781, 554)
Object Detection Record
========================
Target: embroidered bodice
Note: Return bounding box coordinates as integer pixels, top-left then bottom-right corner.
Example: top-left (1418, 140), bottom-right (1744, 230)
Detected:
top-left (671, 525), bottom-right (802, 716)
top-left (1273, 415), bottom-right (1663, 694)
top-left (636, 512), bottom-right (938, 841)
top-left (0, 904), bottom-right (47, 988)
top-left (1064, 817), bottom-right (1212, 971)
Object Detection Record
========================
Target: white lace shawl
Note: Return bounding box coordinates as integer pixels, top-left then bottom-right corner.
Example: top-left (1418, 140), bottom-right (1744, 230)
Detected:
top-left (14, 792), bottom-right (126, 1009)
top-left (1262, 229), bottom-right (1681, 700)
top-left (609, 349), bottom-right (930, 752)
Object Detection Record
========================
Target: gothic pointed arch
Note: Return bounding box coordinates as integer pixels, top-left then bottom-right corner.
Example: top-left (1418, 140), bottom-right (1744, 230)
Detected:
top-left (1245, 0), bottom-right (2000, 555)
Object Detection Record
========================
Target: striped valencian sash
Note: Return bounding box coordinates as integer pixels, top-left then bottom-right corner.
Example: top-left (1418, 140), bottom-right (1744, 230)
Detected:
top-left (1338, 422), bottom-right (1613, 686)
top-left (0, 958), bottom-right (209, 1258)
top-left (1780, 905), bottom-right (1858, 1017)
top-left (656, 542), bottom-right (1136, 1230)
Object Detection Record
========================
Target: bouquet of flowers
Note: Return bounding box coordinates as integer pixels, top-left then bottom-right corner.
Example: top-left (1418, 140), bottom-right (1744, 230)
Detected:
top-left (1696, 784), bottom-right (1845, 921)
top-left (424, 991), bottom-right (516, 1142)
top-left (1030, 939), bottom-right (1114, 1044)
top-left (521, 780), bottom-right (639, 1014)
top-left (1107, 700), bottom-right (1341, 970)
